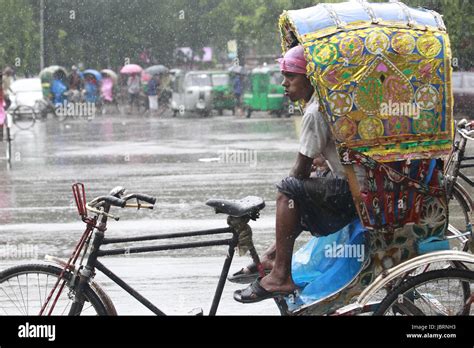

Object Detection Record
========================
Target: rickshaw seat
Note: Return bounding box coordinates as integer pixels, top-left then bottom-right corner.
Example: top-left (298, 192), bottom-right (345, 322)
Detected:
top-left (206, 196), bottom-right (265, 218)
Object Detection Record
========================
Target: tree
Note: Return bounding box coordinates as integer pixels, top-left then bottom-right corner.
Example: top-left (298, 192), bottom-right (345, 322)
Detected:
top-left (1, 0), bottom-right (471, 75)
top-left (0, 0), bottom-right (39, 75)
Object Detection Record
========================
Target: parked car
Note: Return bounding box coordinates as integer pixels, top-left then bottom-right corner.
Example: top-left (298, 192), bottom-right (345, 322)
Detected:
top-left (453, 71), bottom-right (474, 118)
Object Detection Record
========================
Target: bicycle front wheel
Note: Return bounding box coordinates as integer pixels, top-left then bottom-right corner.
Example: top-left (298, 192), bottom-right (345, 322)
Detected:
top-left (374, 268), bottom-right (474, 316)
top-left (12, 106), bottom-right (36, 130)
top-left (0, 264), bottom-right (108, 315)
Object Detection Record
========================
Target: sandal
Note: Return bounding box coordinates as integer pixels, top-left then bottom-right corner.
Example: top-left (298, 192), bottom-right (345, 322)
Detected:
top-left (233, 278), bottom-right (295, 304)
top-left (228, 264), bottom-right (271, 284)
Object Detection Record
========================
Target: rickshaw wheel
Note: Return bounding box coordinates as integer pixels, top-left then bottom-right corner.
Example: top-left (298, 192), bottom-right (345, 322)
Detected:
top-left (374, 268), bottom-right (474, 316)
top-left (12, 106), bottom-right (36, 130)
top-left (447, 183), bottom-right (472, 252)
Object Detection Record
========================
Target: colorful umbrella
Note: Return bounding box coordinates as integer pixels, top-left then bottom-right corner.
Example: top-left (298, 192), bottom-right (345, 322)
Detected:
top-left (120, 64), bottom-right (143, 74)
top-left (145, 65), bottom-right (169, 75)
top-left (83, 69), bottom-right (102, 82)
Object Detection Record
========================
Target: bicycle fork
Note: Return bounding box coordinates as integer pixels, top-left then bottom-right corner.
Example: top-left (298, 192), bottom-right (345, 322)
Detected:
top-left (68, 212), bottom-right (108, 316)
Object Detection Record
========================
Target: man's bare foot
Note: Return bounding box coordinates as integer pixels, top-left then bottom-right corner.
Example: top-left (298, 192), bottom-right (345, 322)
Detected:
top-left (259, 271), bottom-right (297, 294)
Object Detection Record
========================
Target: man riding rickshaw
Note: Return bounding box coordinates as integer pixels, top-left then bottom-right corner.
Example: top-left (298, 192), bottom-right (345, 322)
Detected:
top-left (233, 0), bottom-right (474, 315)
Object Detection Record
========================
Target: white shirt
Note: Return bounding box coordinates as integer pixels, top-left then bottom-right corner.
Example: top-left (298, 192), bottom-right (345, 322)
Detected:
top-left (299, 95), bottom-right (347, 177)
top-left (299, 95), bottom-right (366, 187)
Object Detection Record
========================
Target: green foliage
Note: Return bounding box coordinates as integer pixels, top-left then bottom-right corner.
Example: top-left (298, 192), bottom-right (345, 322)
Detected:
top-left (0, 0), bottom-right (472, 75)
top-left (0, 0), bottom-right (39, 75)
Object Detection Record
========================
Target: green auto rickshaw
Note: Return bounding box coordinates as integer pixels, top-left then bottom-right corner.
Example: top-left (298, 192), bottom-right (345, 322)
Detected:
top-left (210, 71), bottom-right (236, 115)
top-left (243, 64), bottom-right (289, 118)
top-left (39, 65), bottom-right (68, 101)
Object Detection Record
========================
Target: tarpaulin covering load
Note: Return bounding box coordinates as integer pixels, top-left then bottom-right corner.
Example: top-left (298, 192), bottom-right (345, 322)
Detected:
top-left (279, 1), bottom-right (453, 163)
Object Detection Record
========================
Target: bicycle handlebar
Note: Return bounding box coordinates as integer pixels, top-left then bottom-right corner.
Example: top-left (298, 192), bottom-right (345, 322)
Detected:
top-left (88, 192), bottom-right (156, 208)
top-left (90, 195), bottom-right (127, 208)
top-left (122, 193), bottom-right (157, 205)
top-left (456, 119), bottom-right (474, 141)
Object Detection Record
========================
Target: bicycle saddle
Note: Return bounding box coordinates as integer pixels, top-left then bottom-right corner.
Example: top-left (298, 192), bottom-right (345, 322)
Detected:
top-left (206, 196), bottom-right (265, 219)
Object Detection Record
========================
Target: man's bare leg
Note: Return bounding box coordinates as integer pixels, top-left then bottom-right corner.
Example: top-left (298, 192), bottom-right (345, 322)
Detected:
top-left (259, 192), bottom-right (300, 293)
top-left (236, 243), bottom-right (275, 275)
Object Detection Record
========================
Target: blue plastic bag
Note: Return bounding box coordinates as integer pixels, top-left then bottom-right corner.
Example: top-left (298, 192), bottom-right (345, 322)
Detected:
top-left (287, 220), bottom-right (366, 309)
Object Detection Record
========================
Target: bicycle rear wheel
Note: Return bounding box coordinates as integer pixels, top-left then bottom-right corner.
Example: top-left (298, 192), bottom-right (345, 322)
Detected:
top-left (0, 264), bottom-right (108, 315)
top-left (374, 268), bottom-right (474, 316)
top-left (12, 106), bottom-right (36, 130)
top-left (448, 183), bottom-right (472, 252)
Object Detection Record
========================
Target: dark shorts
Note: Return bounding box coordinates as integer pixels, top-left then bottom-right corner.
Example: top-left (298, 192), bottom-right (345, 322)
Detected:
top-left (277, 176), bottom-right (358, 237)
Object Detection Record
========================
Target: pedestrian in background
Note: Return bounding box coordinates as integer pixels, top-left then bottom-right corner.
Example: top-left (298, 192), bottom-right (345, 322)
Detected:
top-left (127, 73), bottom-right (141, 113)
top-left (233, 73), bottom-right (243, 116)
top-left (69, 65), bottom-right (83, 91)
top-left (0, 71), bottom-right (5, 142)
top-left (146, 74), bottom-right (160, 116)
top-left (2, 66), bottom-right (14, 111)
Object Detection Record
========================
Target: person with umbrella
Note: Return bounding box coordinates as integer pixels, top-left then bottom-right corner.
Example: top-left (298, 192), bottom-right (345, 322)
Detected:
top-left (146, 74), bottom-right (160, 116)
top-left (100, 69), bottom-right (119, 114)
top-left (127, 73), bottom-right (141, 113)
top-left (120, 64), bottom-right (143, 113)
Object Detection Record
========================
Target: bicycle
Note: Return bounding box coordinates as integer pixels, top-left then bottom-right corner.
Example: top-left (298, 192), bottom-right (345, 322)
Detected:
top-left (0, 185), bottom-right (472, 316)
top-left (0, 184), bottom-right (266, 315)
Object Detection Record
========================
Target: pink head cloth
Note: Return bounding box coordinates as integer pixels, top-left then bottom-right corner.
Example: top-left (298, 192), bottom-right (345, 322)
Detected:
top-left (277, 45), bottom-right (307, 75)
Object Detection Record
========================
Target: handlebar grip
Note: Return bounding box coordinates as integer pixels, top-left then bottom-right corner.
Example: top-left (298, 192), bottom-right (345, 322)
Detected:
top-left (457, 119), bottom-right (468, 129)
top-left (134, 194), bottom-right (156, 205)
top-left (103, 196), bottom-right (127, 208)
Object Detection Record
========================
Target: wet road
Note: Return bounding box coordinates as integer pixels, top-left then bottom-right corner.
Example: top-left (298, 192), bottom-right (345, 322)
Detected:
top-left (0, 111), bottom-right (472, 315)
top-left (0, 112), bottom-right (306, 315)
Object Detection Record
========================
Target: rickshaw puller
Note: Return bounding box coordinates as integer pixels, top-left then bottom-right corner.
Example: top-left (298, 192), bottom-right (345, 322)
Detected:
top-left (234, 45), bottom-right (361, 303)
